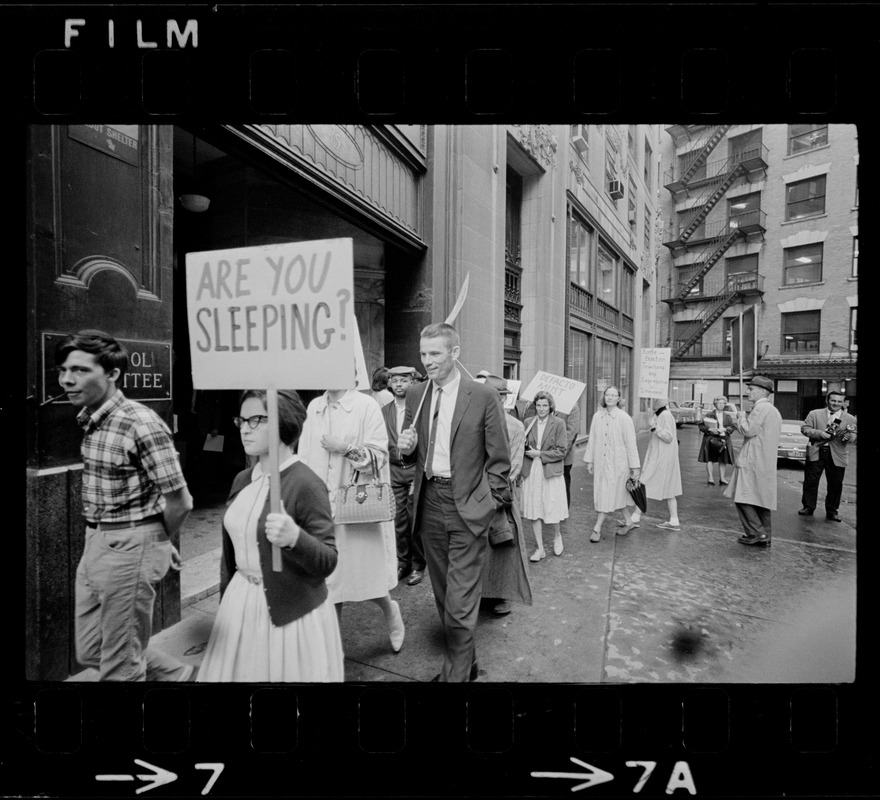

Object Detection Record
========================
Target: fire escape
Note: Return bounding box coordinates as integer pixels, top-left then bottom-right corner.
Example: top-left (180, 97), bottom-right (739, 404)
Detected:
top-left (662, 126), bottom-right (768, 358)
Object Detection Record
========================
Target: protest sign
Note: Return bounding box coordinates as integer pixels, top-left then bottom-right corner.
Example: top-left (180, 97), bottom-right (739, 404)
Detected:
top-left (520, 371), bottom-right (586, 415)
top-left (639, 348), bottom-right (671, 399)
top-left (186, 238), bottom-right (355, 570)
top-left (504, 379), bottom-right (521, 410)
top-left (185, 239), bottom-right (355, 390)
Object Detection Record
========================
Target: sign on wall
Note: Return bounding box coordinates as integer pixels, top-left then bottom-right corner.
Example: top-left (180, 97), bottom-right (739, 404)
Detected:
top-left (639, 348), bottom-right (671, 399)
top-left (42, 333), bottom-right (171, 403)
top-left (185, 239), bottom-right (355, 390)
top-left (68, 124), bottom-right (140, 166)
top-left (519, 371), bottom-right (586, 415)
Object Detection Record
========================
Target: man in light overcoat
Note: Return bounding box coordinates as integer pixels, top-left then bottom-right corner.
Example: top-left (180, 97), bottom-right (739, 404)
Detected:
top-left (723, 376), bottom-right (782, 547)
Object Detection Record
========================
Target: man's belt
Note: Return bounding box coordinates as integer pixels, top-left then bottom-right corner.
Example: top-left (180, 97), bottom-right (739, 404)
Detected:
top-left (86, 514), bottom-right (164, 531)
top-left (394, 461), bottom-right (415, 468)
top-left (427, 475), bottom-right (452, 485)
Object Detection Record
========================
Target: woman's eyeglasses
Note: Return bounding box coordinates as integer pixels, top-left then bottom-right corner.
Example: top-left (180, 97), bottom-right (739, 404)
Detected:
top-left (233, 415), bottom-right (269, 430)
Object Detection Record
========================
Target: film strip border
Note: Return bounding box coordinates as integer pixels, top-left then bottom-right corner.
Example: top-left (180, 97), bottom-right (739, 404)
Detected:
top-left (4, 5), bottom-right (872, 119)
top-left (7, 683), bottom-right (863, 796)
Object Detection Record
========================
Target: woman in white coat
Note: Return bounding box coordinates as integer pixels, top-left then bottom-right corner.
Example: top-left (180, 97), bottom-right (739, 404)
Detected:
top-left (631, 397), bottom-right (682, 531)
top-left (583, 386), bottom-right (641, 542)
top-left (299, 387), bottom-right (404, 653)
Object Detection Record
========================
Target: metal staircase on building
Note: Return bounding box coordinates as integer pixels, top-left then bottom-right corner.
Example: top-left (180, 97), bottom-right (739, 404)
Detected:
top-left (676, 158), bottom-right (749, 244)
top-left (676, 226), bottom-right (746, 300)
top-left (669, 125), bottom-right (733, 191)
top-left (672, 276), bottom-right (749, 359)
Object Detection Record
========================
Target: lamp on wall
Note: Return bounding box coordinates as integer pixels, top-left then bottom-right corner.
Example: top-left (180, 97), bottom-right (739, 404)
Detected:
top-left (179, 132), bottom-right (211, 213)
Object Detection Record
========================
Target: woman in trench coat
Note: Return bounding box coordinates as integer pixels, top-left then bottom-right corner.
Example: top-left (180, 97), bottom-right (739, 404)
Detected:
top-left (583, 386), bottom-right (640, 542)
top-left (299, 386), bottom-right (404, 653)
top-left (631, 397), bottom-right (682, 531)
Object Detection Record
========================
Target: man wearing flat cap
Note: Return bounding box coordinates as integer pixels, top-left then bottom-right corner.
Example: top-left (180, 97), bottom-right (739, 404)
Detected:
top-left (382, 366), bottom-right (426, 584)
top-left (723, 376), bottom-right (782, 547)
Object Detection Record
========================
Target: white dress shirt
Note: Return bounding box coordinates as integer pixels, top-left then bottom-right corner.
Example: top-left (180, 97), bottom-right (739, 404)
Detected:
top-left (427, 368), bottom-right (461, 478)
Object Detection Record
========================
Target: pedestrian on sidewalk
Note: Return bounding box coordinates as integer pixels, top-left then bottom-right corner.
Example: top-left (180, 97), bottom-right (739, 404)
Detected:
top-left (522, 391), bottom-right (569, 560)
top-left (631, 397), bottom-right (682, 532)
top-left (697, 396), bottom-right (736, 485)
top-left (198, 390), bottom-right (344, 682)
top-left (299, 381), bottom-right (404, 654)
top-left (382, 366), bottom-right (426, 586)
top-left (799, 390), bottom-right (857, 522)
top-left (479, 374), bottom-right (533, 616)
top-left (397, 323), bottom-right (512, 681)
top-left (583, 386), bottom-right (641, 543)
top-left (724, 376), bottom-right (782, 547)
top-left (56, 330), bottom-right (194, 682)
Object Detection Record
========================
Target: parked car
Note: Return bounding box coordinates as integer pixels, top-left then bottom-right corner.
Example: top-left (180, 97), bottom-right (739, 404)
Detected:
top-left (777, 420), bottom-right (809, 462)
top-left (680, 400), bottom-right (703, 417)
top-left (668, 400), bottom-right (698, 428)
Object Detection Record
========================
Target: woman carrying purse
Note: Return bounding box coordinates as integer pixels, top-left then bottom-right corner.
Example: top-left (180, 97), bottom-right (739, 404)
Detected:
top-left (697, 396), bottom-right (737, 485)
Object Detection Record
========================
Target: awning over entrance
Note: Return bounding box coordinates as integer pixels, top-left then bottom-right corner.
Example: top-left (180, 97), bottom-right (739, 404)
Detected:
top-left (753, 356), bottom-right (857, 381)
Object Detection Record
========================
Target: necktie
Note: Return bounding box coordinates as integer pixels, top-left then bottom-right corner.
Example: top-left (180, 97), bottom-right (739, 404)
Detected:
top-left (424, 385), bottom-right (442, 479)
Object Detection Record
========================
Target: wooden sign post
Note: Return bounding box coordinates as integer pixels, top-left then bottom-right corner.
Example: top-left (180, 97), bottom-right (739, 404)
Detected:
top-left (186, 238), bottom-right (355, 570)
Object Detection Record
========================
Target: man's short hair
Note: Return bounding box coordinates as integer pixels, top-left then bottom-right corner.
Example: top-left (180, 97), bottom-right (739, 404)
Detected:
top-left (420, 322), bottom-right (460, 351)
top-left (54, 329), bottom-right (128, 378)
top-left (238, 389), bottom-right (307, 448)
top-left (827, 390), bottom-right (846, 401)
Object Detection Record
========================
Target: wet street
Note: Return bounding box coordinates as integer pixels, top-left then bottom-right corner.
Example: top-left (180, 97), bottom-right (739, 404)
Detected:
top-left (153, 422), bottom-right (857, 685)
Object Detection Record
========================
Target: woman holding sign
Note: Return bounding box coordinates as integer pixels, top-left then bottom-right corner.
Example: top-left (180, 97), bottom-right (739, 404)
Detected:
top-left (583, 386), bottom-right (641, 542)
top-left (197, 390), bottom-right (344, 682)
top-left (299, 386), bottom-right (404, 653)
top-left (521, 391), bottom-right (569, 560)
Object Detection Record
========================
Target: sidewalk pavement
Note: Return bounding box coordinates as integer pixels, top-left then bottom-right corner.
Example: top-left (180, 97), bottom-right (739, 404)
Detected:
top-left (69, 425), bottom-right (856, 683)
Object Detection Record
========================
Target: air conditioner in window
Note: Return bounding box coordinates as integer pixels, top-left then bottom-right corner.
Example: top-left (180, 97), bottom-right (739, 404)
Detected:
top-left (609, 179), bottom-right (624, 200)
top-left (571, 124), bottom-right (589, 156)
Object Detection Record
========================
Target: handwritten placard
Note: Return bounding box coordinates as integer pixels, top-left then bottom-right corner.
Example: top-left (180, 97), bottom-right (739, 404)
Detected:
top-left (639, 348), bottom-right (671, 399)
top-left (504, 379), bottom-right (522, 410)
top-left (185, 239), bottom-right (355, 390)
top-left (519, 371), bottom-right (586, 415)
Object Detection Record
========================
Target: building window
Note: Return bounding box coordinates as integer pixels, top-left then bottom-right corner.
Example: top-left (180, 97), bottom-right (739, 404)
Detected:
top-left (723, 317), bottom-right (734, 354)
top-left (786, 175), bottom-right (826, 221)
top-left (852, 236), bottom-right (859, 277)
top-left (627, 125), bottom-right (636, 154)
top-left (727, 192), bottom-right (761, 227)
top-left (725, 253), bottom-right (759, 280)
top-left (567, 329), bottom-right (590, 435)
top-left (677, 209), bottom-right (705, 241)
top-left (674, 320), bottom-right (702, 357)
top-left (627, 176), bottom-right (637, 226)
top-left (596, 338), bottom-right (616, 397)
top-left (619, 346), bottom-right (632, 409)
top-left (788, 123), bottom-right (828, 155)
top-left (850, 307), bottom-right (858, 350)
top-left (678, 149), bottom-right (707, 182)
top-left (783, 243), bottom-right (823, 285)
top-left (781, 310), bottom-right (820, 353)
top-left (621, 267), bottom-right (634, 317)
top-left (605, 137), bottom-right (617, 189)
top-left (597, 242), bottom-right (617, 306)
top-left (568, 213), bottom-right (592, 289)
top-left (643, 205), bottom-right (651, 248)
top-left (644, 140), bottom-right (653, 189)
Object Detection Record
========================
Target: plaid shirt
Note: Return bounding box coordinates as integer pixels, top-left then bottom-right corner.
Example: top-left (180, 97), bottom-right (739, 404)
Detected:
top-left (78, 391), bottom-right (187, 524)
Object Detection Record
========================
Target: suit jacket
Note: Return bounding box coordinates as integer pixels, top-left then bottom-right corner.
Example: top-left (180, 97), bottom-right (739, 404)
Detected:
top-left (381, 398), bottom-right (416, 483)
top-left (404, 374), bottom-right (512, 537)
top-left (519, 414), bottom-right (568, 479)
top-left (801, 408), bottom-right (858, 467)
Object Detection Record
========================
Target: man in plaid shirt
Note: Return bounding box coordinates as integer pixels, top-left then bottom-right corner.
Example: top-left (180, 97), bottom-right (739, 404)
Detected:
top-left (56, 330), bottom-right (195, 681)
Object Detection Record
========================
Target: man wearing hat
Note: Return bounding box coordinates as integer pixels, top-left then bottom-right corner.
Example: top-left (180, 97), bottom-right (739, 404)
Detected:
top-left (382, 366), bottom-right (426, 584)
top-left (723, 376), bottom-right (782, 547)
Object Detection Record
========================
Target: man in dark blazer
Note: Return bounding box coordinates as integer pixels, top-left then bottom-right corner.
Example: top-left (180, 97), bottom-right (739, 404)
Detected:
top-left (398, 323), bottom-right (511, 682)
top-left (382, 365), bottom-right (425, 584)
top-left (799, 390), bottom-right (858, 521)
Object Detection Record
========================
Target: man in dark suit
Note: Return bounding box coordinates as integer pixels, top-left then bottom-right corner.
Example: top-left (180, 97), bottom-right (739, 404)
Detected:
top-left (382, 365), bottom-right (426, 584)
top-left (799, 390), bottom-right (858, 522)
top-left (398, 323), bottom-right (512, 682)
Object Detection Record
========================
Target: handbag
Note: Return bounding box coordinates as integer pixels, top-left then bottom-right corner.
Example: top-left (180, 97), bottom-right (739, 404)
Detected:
top-left (706, 434), bottom-right (726, 457)
top-left (626, 477), bottom-right (647, 513)
top-left (335, 450), bottom-right (396, 525)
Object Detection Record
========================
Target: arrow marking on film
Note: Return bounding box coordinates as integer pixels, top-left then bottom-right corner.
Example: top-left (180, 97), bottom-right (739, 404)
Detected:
top-left (531, 757), bottom-right (615, 792)
top-left (96, 760), bottom-right (178, 794)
